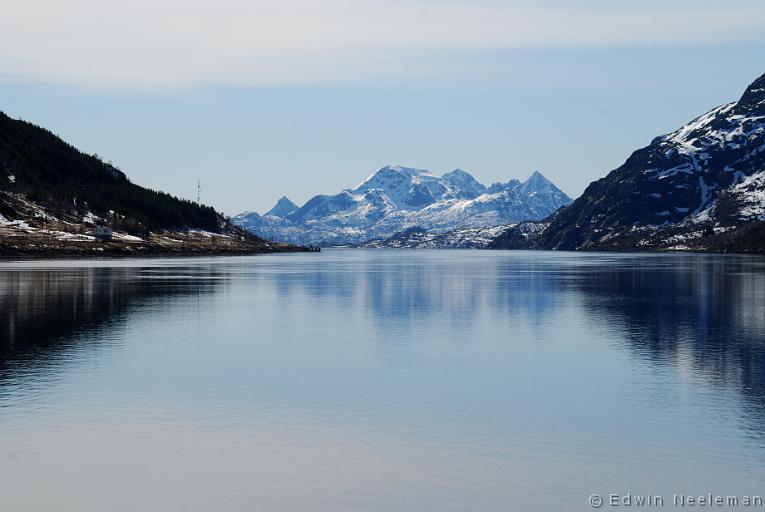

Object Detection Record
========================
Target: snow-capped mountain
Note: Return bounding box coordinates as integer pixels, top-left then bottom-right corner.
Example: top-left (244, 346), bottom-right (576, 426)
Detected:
top-left (233, 166), bottom-right (572, 246)
top-left (493, 72), bottom-right (765, 252)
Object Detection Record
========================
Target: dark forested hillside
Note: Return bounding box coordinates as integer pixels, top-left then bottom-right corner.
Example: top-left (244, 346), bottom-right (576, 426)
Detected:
top-left (0, 112), bottom-right (221, 232)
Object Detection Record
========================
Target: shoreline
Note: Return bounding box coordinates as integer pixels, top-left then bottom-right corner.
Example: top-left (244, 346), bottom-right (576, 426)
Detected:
top-left (0, 245), bottom-right (313, 260)
top-left (0, 230), bottom-right (314, 259)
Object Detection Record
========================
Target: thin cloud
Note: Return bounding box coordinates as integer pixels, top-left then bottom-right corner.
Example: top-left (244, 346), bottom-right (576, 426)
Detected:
top-left (2, 0), bottom-right (764, 87)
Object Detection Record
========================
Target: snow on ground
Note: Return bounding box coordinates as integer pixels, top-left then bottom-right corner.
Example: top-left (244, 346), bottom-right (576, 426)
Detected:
top-left (112, 233), bottom-right (144, 242)
top-left (4, 220), bottom-right (32, 230)
top-left (82, 211), bottom-right (100, 224)
top-left (51, 231), bottom-right (96, 241)
top-left (187, 229), bottom-right (233, 238)
top-left (664, 103), bottom-right (735, 147)
top-left (730, 170), bottom-right (765, 220)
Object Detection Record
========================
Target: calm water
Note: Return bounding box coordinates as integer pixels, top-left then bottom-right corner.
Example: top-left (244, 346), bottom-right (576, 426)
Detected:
top-left (1, 249), bottom-right (765, 511)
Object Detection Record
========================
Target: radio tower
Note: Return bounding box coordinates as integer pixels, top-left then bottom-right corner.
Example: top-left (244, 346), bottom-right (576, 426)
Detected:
top-left (197, 180), bottom-right (201, 205)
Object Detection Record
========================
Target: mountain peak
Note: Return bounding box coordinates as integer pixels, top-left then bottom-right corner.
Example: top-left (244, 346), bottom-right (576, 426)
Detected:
top-left (518, 171), bottom-right (571, 201)
top-left (738, 72), bottom-right (765, 109)
top-left (376, 164), bottom-right (429, 177)
top-left (523, 171), bottom-right (551, 187)
top-left (442, 169), bottom-right (486, 198)
top-left (442, 168), bottom-right (474, 179)
top-left (354, 165), bottom-right (431, 190)
top-left (265, 196), bottom-right (299, 217)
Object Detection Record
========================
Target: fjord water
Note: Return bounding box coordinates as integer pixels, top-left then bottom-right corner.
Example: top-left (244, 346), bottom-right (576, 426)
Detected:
top-left (1, 250), bottom-right (764, 511)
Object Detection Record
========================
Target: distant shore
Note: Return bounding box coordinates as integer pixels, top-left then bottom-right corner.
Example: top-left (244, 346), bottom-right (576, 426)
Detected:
top-left (0, 224), bottom-right (312, 258)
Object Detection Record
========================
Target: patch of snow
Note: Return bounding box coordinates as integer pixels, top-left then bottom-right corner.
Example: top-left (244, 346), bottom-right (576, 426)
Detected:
top-left (685, 202), bottom-right (716, 225)
top-left (52, 231), bottom-right (96, 241)
top-left (664, 103), bottom-right (735, 146)
top-left (648, 163), bottom-right (694, 180)
top-left (188, 229), bottom-right (220, 238)
top-left (6, 220), bottom-right (32, 230)
top-left (693, 176), bottom-right (716, 214)
top-left (112, 233), bottom-right (143, 242)
top-left (729, 170), bottom-right (765, 219)
top-left (82, 211), bottom-right (100, 224)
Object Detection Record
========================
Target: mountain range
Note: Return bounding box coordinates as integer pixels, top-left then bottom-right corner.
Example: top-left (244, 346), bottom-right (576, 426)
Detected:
top-left (492, 71), bottom-right (765, 252)
top-left (233, 166), bottom-right (572, 246)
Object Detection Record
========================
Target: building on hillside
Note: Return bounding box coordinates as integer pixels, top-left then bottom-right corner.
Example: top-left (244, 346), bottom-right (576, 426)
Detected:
top-left (91, 225), bottom-right (112, 241)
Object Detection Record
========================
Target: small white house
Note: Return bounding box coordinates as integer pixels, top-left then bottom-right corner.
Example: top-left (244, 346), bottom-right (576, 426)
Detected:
top-left (91, 225), bottom-right (112, 241)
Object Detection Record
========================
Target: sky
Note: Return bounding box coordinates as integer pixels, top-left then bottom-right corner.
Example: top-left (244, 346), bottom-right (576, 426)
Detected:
top-left (1, 0), bottom-right (765, 215)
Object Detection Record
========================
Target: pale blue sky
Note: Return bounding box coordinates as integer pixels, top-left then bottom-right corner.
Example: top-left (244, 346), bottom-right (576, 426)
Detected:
top-left (1, 0), bottom-right (764, 215)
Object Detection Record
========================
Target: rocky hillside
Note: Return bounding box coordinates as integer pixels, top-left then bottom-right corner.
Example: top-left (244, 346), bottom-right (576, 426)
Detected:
top-left (234, 166), bottom-right (572, 246)
top-left (493, 72), bottom-right (765, 252)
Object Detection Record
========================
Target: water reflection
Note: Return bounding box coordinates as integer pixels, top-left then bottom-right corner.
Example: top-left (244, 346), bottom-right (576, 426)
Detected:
top-left (574, 254), bottom-right (765, 424)
top-left (268, 252), bottom-right (564, 327)
top-left (0, 264), bottom-right (224, 376)
top-left (263, 251), bottom-right (765, 427)
top-left (3, 254), bottom-right (764, 408)
top-left (1, 252), bottom-right (765, 510)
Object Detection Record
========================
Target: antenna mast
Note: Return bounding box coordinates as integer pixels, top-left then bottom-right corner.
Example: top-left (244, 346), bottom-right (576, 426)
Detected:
top-left (197, 180), bottom-right (201, 205)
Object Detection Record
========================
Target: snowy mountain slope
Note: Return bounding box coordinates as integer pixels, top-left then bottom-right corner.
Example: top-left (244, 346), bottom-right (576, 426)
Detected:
top-left (365, 225), bottom-right (511, 249)
top-left (233, 166), bottom-right (572, 246)
top-left (493, 72), bottom-right (765, 252)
